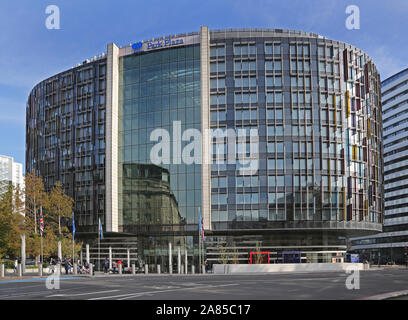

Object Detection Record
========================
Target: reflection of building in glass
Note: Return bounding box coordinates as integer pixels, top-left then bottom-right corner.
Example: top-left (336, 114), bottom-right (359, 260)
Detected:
top-left (351, 68), bottom-right (408, 265)
top-left (26, 27), bottom-right (383, 267)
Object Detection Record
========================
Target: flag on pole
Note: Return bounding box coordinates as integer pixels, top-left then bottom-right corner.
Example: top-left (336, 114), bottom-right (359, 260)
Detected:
top-left (99, 218), bottom-right (103, 240)
top-left (39, 208), bottom-right (44, 236)
top-left (198, 208), bottom-right (204, 239)
top-left (72, 215), bottom-right (76, 239)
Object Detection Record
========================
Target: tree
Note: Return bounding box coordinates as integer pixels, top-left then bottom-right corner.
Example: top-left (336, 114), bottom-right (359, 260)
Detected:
top-left (25, 172), bottom-right (47, 234)
top-left (253, 241), bottom-right (263, 264)
top-left (217, 244), bottom-right (230, 264)
top-left (231, 242), bottom-right (240, 264)
top-left (46, 181), bottom-right (74, 238)
top-left (26, 233), bottom-right (41, 258)
top-left (0, 185), bottom-right (24, 258)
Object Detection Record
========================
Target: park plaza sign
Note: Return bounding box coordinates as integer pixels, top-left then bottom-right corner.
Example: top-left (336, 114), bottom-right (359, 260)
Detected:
top-left (132, 37), bottom-right (185, 52)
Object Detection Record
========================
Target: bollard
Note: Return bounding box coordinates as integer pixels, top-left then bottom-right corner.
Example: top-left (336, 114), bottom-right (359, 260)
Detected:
top-left (132, 263), bottom-right (136, 275)
top-left (185, 249), bottom-right (188, 274)
top-left (119, 264), bottom-right (122, 275)
top-left (144, 264), bottom-right (148, 274)
top-left (18, 264), bottom-right (22, 277)
top-left (169, 242), bottom-right (172, 274)
top-left (0, 264), bottom-right (4, 278)
top-left (157, 264), bottom-right (161, 274)
top-left (109, 247), bottom-right (112, 270)
top-left (73, 263), bottom-right (77, 275)
top-left (178, 247), bottom-right (181, 274)
top-left (90, 263), bottom-right (94, 277)
top-left (192, 265), bottom-right (195, 274)
top-left (202, 265), bottom-right (205, 274)
top-left (86, 244), bottom-right (90, 265)
top-left (39, 263), bottom-right (43, 277)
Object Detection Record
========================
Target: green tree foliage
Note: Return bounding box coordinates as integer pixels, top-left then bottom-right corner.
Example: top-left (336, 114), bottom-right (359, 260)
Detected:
top-left (217, 244), bottom-right (230, 264)
top-left (45, 181), bottom-right (74, 238)
top-left (24, 172), bottom-right (47, 234)
top-left (2, 173), bottom-right (78, 262)
top-left (0, 185), bottom-right (24, 258)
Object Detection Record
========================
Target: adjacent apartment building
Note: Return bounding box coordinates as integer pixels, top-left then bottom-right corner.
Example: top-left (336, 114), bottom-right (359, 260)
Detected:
top-left (351, 68), bottom-right (408, 264)
top-left (0, 154), bottom-right (24, 197)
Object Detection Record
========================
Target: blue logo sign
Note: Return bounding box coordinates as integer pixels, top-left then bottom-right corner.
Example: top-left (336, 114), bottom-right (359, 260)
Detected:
top-left (132, 38), bottom-right (184, 53)
top-left (132, 41), bottom-right (144, 52)
top-left (146, 38), bottom-right (184, 50)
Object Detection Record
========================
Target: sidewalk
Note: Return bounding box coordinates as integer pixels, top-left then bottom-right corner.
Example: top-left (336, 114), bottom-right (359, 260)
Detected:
top-left (369, 265), bottom-right (408, 270)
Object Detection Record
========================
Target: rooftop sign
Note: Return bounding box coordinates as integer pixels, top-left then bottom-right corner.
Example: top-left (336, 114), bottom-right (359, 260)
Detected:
top-left (131, 37), bottom-right (184, 53)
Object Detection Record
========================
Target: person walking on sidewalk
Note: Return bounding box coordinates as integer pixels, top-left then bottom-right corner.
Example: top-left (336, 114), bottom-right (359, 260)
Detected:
top-left (103, 258), bottom-right (109, 273)
top-left (49, 258), bottom-right (56, 274)
top-left (117, 260), bottom-right (122, 272)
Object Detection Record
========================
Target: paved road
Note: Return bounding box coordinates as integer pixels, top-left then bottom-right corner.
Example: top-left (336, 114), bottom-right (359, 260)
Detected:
top-left (0, 269), bottom-right (407, 300)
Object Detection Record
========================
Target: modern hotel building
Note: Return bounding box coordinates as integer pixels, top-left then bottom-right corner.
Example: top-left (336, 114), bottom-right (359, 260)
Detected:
top-left (351, 68), bottom-right (408, 264)
top-left (26, 27), bottom-right (383, 269)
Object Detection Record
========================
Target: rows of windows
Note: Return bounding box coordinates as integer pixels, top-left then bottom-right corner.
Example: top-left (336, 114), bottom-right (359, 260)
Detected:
top-left (208, 39), bottom-right (380, 225)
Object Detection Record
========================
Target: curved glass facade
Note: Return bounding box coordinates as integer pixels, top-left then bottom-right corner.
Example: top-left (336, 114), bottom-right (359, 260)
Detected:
top-left (26, 27), bottom-right (383, 267)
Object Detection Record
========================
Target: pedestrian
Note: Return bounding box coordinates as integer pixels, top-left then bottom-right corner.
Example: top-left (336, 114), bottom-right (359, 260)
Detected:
top-left (117, 260), bottom-right (122, 271)
top-left (68, 259), bottom-right (73, 274)
top-left (112, 260), bottom-right (117, 273)
top-left (14, 259), bottom-right (18, 274)
top-left (103, 258), bottom-right (108, 273)
top-left (49, 258), bottom-right (55, 274)
top-left (64, 258), bottom-right (70, 275)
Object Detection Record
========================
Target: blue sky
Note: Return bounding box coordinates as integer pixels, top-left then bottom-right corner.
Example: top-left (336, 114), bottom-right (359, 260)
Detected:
top-left (0, 0), bottom-right (407, 169)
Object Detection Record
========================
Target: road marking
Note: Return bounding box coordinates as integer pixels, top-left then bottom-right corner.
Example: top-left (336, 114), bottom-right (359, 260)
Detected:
top-left (356, 290), bottom-right (408, 300)
top-left (142, 285), bottom-right (180, 290)
top-left (88, 284), bottom-right (239, 300)
top-left (0, 277), bottom-right (81, 284)
top-left (46, 289), bottom-right (120, 298)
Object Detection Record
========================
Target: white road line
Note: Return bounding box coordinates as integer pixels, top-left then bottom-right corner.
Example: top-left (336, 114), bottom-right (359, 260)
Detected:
top-left (357, 289), bottom-right (408, 300)
top-left (46, 289), bottom-right (120, 298)
top-left (89, 284), bottom-right (239, 300)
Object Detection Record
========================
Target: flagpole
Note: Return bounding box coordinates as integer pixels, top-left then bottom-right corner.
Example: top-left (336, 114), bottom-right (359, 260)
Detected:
top-left (40, 206), bottom-right (43, 265)
top-left (98, 217), bottom-right (100, 272)
top-left (72, 214), bottom-right (75, 265)
top-left (40, 233), bottom-right (43, 265)
top-left (198, 208), bottom-right (201, 272)
top-left (198, 227), bottom-right (201, 271)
